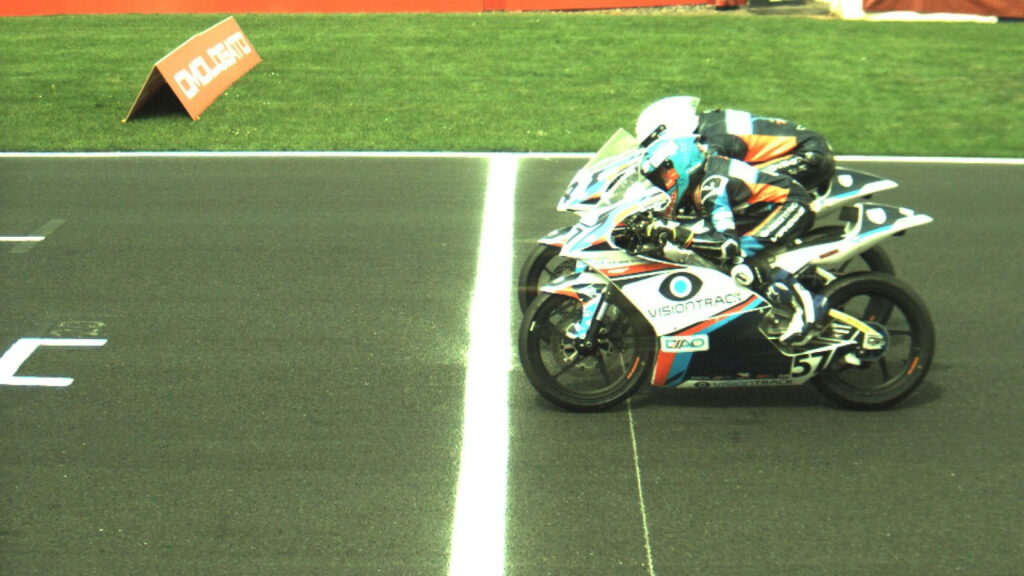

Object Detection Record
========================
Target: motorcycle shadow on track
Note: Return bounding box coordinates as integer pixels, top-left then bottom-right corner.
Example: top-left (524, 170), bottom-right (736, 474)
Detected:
top-left (626, 378), bottom-right (942, 412)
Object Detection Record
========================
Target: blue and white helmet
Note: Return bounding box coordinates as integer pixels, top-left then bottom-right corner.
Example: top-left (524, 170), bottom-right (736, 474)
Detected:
top-left (635, 96), bottom-right (701, 145)
top-left (639, 136), bottom-right (705, 193)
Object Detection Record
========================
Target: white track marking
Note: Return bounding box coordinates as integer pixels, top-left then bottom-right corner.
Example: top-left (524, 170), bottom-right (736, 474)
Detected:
top-left (628, 400), bottom-right (657, 576)
top-left (7, 219), bottom-right (65, 254)
top-left (0, 338), bottom-right (107, 387)
top-left (448, 155), bottom-right (518, 576)
top-left (0, 237), bottom-right (45, 242)
top-left (1, 151), bottom-right (1021, 165)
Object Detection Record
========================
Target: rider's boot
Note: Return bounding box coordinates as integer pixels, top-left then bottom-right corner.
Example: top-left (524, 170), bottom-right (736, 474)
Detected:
top-left (765, 270), bottom-right (829, 344)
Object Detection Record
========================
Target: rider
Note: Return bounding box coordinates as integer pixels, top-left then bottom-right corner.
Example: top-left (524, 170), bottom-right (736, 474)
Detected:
top-left (637, 135), bottom-right (829, 343)
top-left (635, 96), bottom-right (836, 195)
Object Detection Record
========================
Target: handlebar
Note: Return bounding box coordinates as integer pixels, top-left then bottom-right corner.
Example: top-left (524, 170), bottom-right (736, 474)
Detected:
top-left (614, 211), bottom-right (711, 257)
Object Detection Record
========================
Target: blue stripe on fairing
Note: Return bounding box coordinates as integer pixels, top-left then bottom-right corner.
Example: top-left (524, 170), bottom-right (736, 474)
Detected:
top-left (662, 297), bottom-right (765, 388)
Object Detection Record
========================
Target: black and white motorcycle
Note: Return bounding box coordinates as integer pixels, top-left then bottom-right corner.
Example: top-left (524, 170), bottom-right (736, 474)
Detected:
top-left (517, 130), bottom-right (900, 311)
top-left (518, 182), bottom-right (935, 412)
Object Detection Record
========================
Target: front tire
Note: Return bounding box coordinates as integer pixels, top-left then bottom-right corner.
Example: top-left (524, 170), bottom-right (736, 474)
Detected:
top-left (814, 273), bottom-right (935, 410)
top-left (519, 292), bottom-right (655, 412)
top-left (517, 243), bottom-right (577, 312)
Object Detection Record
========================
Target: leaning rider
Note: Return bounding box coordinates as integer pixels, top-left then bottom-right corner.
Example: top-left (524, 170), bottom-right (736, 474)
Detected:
top-left (637, 135), bottom-right (829, 344)
top-left (635, 96), bottom-right (836, 195)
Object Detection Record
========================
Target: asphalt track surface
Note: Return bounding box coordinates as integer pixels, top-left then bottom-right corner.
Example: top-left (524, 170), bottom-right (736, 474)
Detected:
top-left (1, 155), bottom-right (1021, 575)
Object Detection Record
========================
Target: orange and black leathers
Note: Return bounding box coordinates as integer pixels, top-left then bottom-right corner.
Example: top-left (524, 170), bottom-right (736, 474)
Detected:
top-left (676, 155), bottom-right (815, 257)
top-left (695, 109), bottom-right (835, 193)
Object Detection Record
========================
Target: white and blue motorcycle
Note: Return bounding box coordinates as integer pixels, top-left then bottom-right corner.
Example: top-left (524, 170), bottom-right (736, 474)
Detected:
top-left (517, 130), bottom-right (900, 311)
top-left (518, 183), bottom-right (935, 411)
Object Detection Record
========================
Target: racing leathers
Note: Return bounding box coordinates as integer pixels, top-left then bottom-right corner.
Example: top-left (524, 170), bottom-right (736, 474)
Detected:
top-left (696, 109), bottom-right (836, 194)
top-left (655, 154), bottom-right (829, 343)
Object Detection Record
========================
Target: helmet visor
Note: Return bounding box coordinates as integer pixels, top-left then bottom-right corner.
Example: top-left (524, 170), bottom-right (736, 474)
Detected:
top-left (644, 163), bottom-right (680, 192)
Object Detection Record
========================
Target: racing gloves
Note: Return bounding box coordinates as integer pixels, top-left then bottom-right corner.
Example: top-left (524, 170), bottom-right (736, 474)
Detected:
top-left (645, 217), bottom-right (740, 264)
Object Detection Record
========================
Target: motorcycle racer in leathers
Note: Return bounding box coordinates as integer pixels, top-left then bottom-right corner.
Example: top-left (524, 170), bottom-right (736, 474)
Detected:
top-left (637, 135), bottom-right (829, 343)
top-left (636, 96), bottom-right (836, 194)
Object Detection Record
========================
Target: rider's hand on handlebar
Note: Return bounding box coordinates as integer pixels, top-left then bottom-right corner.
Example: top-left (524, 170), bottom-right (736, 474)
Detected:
top-left (720, 237), bottom-right (740, 261)
top-left (687, 231), bottom-right (744, 263)
top-left (643, 218), bottom-right (681, 246)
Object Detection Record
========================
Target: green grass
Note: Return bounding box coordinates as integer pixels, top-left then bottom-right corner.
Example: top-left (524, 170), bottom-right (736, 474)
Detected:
top-left (1, 13), bottom-right (1021, 156)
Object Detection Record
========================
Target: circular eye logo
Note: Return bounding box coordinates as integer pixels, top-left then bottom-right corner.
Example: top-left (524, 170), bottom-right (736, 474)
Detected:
top-left (867, 207), bottom-right (888, 225)
top-left (659, 272), bottom-right (702, 301)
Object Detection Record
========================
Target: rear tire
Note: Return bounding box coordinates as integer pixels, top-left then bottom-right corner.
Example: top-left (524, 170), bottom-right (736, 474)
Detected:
top-left (519, 292), bottom-right (655, 411)
top-left (814, 273), bottom-right (934, 410)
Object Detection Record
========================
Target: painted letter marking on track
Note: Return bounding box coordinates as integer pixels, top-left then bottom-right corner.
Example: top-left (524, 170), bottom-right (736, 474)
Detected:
top-left (0, 338), bottom-right (107, 387)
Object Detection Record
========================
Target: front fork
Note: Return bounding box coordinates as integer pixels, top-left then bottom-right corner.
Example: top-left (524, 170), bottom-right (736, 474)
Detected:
top-left (566, 286), bottom-right (609, 353)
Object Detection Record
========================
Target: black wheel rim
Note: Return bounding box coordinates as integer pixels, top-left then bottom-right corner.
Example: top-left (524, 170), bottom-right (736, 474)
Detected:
top-left (827, 292), bottom-right (923, 400)
top-left (531, 297), bottom-right (645, 401)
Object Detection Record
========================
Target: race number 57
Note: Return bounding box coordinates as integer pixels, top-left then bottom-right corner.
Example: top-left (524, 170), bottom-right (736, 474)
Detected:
top-left (0, 338), bottom-right (107, 387)
top-left (791, 349), bottom-right (831, 378)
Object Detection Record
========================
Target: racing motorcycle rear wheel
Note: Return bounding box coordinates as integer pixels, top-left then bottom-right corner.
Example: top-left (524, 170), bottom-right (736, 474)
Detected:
top-left (519, 291), bottom-right (655, 412)
top-left (814, 273), bottom-right (935, 410)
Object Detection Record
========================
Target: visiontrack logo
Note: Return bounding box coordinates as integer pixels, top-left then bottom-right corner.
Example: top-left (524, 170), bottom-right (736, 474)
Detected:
top-left (659, 272), bottom-right (702, 301)
top-left (646, 292), bottom-right (744, 319)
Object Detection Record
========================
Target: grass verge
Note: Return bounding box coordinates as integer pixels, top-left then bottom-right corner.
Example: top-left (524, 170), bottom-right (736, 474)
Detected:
top-left (0, 12), bottom-right (1021, 155)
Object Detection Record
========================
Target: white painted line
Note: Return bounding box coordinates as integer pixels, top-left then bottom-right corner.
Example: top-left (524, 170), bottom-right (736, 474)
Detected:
top-left (628, 400), bottom-right (657, 576)
top-left (1, 151), bottom-right (1021, 164)
top-left (837, 155), bottom-right (1024, 165)
top-left (8, 219), bottom-right (65, 254)
top-left (0, 338), bottom-right (107, 387)
top-left (0, 150), bottom-right (549, 160)
top-left (0, 236), bottom-right (45, 242)
top-left (448, 155), bottom-right (518, 576)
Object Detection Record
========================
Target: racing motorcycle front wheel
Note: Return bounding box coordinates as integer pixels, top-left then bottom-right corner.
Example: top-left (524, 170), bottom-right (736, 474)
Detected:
top-left (814, 273), bottom-right (935, 410)
top-left (517, 243), bottom-right (578, 312)
top-left (519, 291), bottom-right (656, 412)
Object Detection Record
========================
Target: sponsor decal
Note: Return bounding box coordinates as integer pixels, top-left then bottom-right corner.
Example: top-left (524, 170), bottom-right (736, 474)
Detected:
top-left (692, 377), bottom-right (794, 389)
top-left (647, 292), bottom-right (744, 318)
top-left (754, 203), bottom-right (806, 244)
top-left (172, 31), bottom-right (254, 100)
top-left (661, 335), bottom-right (710, 352)
top-left (658, 272), bottom-right (702, 301)
top-left (124, 17), bottom-right (261, 122)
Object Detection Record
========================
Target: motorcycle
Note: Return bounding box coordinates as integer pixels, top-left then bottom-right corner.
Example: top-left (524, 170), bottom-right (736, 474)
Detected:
top-left (518, 184), bottom-right (935, 411)
top-left (517, 130), bottom-right (900, 311)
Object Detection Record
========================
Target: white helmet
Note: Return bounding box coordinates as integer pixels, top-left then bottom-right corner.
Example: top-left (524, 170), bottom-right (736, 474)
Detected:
top-left (635, 96), bottom-right (701, 144)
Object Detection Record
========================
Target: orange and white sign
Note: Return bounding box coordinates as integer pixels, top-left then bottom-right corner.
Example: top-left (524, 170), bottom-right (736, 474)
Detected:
top-left (124, 16), bottom-right (261, 122)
